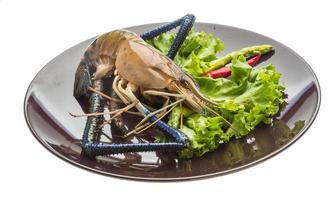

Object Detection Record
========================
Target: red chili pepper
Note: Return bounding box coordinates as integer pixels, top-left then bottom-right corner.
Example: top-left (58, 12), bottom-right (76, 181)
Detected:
top-left (207, 54), bottom-right (261, 79)
top-left (247, 53), bottom-right (261, 66)
top-left (207, 66), bottom-right (231, 79)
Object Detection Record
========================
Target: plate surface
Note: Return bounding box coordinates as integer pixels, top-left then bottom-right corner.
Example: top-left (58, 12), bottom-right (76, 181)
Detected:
top-left (24, 23), bottom-right (321, 180)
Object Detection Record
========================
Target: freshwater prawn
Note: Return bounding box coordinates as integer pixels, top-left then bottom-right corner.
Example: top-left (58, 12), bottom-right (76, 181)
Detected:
top-left (72, 14), bottom-right (224, 156)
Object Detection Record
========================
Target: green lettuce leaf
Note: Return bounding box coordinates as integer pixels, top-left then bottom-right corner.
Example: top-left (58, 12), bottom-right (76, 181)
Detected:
top-left (167, 107), bottom-right (228, 158)
top-left (148, 30), bottom-right (224, 76)
top-left (150, 31), bottom-right (286, 159)
top-left (166, 56), bottom-right (285, 158)
top-left (197, 56), bottom-right (285, 138)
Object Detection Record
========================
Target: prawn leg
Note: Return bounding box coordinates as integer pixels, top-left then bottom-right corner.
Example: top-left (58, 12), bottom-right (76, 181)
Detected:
top-left (81, 83), bottom-right (189, 156)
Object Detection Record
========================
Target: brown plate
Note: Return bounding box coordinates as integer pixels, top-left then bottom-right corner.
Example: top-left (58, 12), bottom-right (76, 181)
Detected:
top-left (24, 23), bottom-right (321, 180)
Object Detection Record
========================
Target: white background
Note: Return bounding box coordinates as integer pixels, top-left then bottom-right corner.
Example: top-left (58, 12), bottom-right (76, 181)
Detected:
top-left (0, 0), bottom-right (330, 199)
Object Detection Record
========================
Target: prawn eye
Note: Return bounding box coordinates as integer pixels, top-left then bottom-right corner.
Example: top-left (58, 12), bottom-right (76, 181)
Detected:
top-left (179, 77), bottom-right (187, 84)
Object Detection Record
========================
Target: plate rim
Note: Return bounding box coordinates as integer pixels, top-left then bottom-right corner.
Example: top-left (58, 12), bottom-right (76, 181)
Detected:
top-left (23, 22), bottom-right (322, 181)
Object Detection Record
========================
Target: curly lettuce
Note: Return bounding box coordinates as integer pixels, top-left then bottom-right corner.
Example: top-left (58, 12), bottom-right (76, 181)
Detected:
top-left (148, 30), bottom-right (224, 77)
top-left (167, 106), bottom-right (228, 158)
top-left (197, 56), bottom-right (285, 139)
top-left (149, 31), bottom-right (286, 159)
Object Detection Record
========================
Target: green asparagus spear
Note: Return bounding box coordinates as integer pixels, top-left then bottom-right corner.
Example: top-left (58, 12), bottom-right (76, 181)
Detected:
top-left (206, 44), bottom-right (273, 73)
